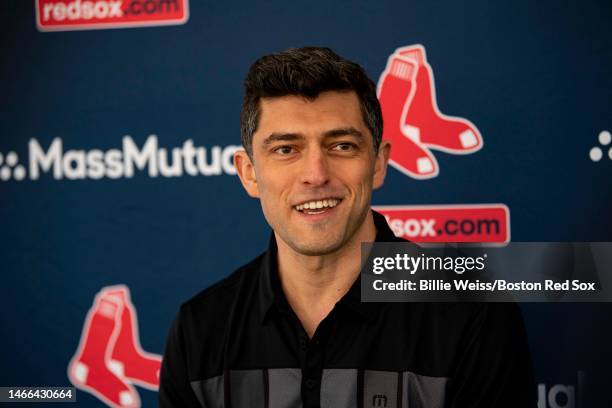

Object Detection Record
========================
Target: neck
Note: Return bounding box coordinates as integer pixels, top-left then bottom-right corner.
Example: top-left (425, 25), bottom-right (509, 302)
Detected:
top-left (275, 211), bottom-right (377, 337)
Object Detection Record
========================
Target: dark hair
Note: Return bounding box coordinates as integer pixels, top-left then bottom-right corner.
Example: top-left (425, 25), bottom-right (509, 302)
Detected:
top-left (240, 46), bottom-right (383, 157)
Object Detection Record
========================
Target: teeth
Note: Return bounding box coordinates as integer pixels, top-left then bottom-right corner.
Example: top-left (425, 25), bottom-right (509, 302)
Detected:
top-left (295, 199), bottom-right (340, 211)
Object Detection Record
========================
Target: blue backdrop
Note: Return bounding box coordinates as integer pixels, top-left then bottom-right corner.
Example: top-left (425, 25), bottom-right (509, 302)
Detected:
top-left (1, 0), bottom-right (611, 406)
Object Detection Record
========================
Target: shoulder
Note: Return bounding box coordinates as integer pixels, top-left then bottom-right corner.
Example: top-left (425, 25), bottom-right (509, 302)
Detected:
top-left (425, 302), bottom-right (528, 356)
top-left (395, 302), bottom-right (525, 346)
top-left (425, 301), bottom-right (524, 329)
top-left (166, 252), bottom-right (266, 379)
top-left (179, 252), bottom-right (266, 322)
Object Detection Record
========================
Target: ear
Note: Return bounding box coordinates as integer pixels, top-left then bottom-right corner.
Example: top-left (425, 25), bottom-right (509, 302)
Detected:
top-left (373, 140), bottom-right (391, 190)
top-left (234, 149), bottom-right (260, 198)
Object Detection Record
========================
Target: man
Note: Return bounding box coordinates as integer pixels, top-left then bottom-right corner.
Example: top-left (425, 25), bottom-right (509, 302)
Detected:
top-left (160, 47), bottom-right (536, 408)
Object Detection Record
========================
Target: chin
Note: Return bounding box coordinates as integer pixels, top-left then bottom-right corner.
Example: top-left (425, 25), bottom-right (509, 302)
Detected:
top-left (287, 237), bottom-right (345, 256)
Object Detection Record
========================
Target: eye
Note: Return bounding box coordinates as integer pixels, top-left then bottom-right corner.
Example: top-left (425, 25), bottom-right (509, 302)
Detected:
top-left (273, 145), bottom-right (296, 155)
top-left (331, 142), bottom-right (357, 152)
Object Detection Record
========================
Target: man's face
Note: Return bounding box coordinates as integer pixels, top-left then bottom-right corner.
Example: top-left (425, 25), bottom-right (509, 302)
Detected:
top-left (235, 90), bottom-right (389, 256)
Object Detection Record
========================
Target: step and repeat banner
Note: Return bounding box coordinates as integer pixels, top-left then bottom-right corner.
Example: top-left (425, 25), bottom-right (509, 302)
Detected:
top-left (1, 0), bottom-right (611, 406)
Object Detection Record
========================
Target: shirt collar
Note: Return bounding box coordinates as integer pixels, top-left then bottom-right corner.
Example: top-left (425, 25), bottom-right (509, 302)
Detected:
top-left (258, 232), bottom-right (287, 323)
top-left (258, 210), bottom-right (399, 324)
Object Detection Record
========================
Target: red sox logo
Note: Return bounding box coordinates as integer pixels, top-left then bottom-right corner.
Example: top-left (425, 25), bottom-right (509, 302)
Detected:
top-left (36, 0), bottom-right (189, 32)
top-left (377, 44), bottom-right (483, 179)
top-left (376, 45), bottom-right (510, 244)
top-left (68, 285), bottom-right (161, 408)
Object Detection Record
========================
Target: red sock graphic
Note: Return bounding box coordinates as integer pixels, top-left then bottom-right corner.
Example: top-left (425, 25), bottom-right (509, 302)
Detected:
top-left (68, 293), bottom-right (140, 408)
top-left (395, 44), bottom-right (483, 154)
top-left (106, 287), bottom-right (162, 390)
top-left (378, 54), bottom-right (439, 178)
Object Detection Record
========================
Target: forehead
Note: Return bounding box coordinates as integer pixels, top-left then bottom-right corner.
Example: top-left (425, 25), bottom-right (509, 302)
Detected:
top-left (254, 91), bottom-right (368, 141)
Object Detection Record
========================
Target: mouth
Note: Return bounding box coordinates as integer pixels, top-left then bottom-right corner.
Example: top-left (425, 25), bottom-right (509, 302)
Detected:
top-left (293, 198), bottom-right (342, 215)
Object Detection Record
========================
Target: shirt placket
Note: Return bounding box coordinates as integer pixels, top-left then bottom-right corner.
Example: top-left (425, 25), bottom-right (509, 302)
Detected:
top-left (295, 314), bottom-right (334, 408)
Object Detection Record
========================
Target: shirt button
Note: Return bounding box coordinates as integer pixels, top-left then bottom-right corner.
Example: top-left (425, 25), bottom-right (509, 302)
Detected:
top-left (305, 379), bottom-right (316, 389)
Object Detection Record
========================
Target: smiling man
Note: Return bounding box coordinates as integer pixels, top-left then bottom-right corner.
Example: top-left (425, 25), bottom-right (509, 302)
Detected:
top-left (159, 47), bottom-right (536, 408)
top-left (234, 87), bottom-right (388, 339)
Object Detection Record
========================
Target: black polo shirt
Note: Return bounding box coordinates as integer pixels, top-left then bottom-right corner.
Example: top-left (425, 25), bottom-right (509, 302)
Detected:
top-left (160, 211), bottom-right (536, 408)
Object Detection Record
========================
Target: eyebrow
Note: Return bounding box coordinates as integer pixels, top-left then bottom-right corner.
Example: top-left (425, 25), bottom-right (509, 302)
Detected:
top-left (262, 127), bottom-right (365, 146)
top-left (323, 127), bottom-right (365, 140)
top-left (262, 133), bottom-right (304, 146)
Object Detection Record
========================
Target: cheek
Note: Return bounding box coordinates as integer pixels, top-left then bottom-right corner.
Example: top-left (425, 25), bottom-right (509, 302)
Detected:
top-left (341, 175), bottom-right (373, 207)
top-left (255, 168), bottom-right (292, 207)
top-left (350, 166), bottom-right (375, 191)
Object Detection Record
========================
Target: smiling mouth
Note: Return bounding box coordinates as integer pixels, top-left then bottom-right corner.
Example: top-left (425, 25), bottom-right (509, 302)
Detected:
top-left (294, 198), bottom-right (342, 215)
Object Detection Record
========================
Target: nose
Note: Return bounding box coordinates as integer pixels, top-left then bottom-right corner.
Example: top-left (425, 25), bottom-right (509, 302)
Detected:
top-left (299, 148), bottom-right (330, 186)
